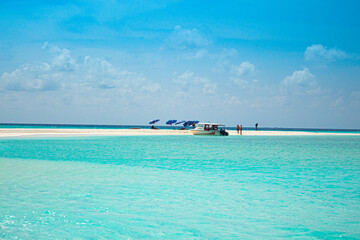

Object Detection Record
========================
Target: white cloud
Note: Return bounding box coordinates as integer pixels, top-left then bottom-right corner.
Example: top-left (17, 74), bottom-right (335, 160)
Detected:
top-left (141, 83), bottom-right (161, 93)
top-left (173, 71), bottom-right (195, 85)
top-left (282, 68), bottom-right (319, 95)
top-left (282, 68), bottom-right (314, 86)
top-left (192, 49), bottom-right (208, 59)
top-left (232, 61), bottom-right (255, 77)
top-left (173, 71), bottom-right (217, 95)
top-left (202, 83), bottom-right (217, 95)
top-left (82, 56), bottom-right (148, 90)
top-left (162, 26), bottom-right (211, 60)
top-left (226, 96), bottom-right (242, 105)
top-left (0, 42), bottom-right (79, 91)
top-left (304, 44), bottom-right (348, 62)
top-left (165, 25), bottom-right (210, 50)
top-left (222, 48), bottom-right (238, 58)
top-left (1, 63), bottom-right (62, 91)
top-left (212, 48), bottom-right (238, 73)
top-left (173, 71), bottom-right (208, 85)
top-left (230, 61), bottom-right (256, 86)
top-left (43, 41), bottom-right (77, 71)
top-left (0, 43), bottom-right (161, 95)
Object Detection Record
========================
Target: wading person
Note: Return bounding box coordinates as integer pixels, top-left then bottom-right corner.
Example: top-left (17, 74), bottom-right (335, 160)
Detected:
top-left (240, 125), bottom-right (242, 135)
top-left (236, 124), bottom-right (240, 135)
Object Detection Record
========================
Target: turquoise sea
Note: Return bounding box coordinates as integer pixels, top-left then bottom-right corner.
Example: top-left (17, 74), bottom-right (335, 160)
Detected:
top-left (1, 135), bottom-right (360, 239)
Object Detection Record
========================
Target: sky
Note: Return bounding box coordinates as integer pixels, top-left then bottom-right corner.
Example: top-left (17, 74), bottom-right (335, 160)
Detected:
top-left (0, 0), bottom-right (360, 128)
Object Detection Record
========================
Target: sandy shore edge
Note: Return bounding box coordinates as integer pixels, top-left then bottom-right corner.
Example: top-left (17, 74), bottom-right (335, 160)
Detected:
top-left (0, 128), bottom-right (359, 138)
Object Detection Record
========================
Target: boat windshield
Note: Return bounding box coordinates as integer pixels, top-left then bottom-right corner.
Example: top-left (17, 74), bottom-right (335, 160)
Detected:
top-left (196, 123), bottom-right (225, 130)
top-left (205, 124), bottom-right (218, 130)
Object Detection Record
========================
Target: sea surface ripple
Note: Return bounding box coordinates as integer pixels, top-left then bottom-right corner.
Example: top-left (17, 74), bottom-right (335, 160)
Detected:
top-left (1, 135), bottom-right (360, 239)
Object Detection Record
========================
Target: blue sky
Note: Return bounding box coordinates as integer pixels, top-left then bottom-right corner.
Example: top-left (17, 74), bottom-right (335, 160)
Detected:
top-left (1, 0), bottom-right (360, 128)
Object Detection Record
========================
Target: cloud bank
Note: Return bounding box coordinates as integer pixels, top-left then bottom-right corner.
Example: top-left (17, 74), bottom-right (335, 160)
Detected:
top-left (1, 43), bottom-right (161, 96)
top-left (304, 44), bottom-right (348, 62)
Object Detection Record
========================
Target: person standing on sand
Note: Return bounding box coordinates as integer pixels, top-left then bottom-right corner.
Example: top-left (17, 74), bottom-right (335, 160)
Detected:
top-left (240, 125), bottom-right (242, 135)
top-left (236, 125), bottom-right (240, 134)
top-left (255, 123), bottom-right (258, 131)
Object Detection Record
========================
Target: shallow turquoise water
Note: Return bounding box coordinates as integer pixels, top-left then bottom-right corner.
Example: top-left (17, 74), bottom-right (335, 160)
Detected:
top-left (1, 135), bottom-right (360, 239)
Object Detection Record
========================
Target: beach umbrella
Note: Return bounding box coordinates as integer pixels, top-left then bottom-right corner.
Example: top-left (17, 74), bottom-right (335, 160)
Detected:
top-left (175, 121), bottom-right (185, 125)
top-left (166, 120), bottom-right (177, 125)
top-left (149, 119), bottom-right (160, 125)
top-left (184, 121), bottom-right (199, 127)
top-left (183, 121), bottom-right (192, 127)
top-left (191, 121), bottom-right (199, 128)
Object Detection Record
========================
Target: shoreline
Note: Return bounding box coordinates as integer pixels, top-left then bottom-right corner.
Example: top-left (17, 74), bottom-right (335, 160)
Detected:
top-left (0, 128), bottom-right (359, 138)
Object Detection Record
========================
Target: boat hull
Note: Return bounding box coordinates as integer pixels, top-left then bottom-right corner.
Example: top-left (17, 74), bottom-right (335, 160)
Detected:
top-left (190, 129), bottom-right (221, 136)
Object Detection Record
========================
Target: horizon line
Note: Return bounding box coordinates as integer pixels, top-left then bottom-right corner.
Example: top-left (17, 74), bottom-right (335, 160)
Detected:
top-left (1, 122), bottom-right (359, 132)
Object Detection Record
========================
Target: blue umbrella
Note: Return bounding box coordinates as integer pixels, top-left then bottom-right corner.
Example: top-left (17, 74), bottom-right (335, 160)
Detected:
top-left (184, 121), bottom-right (199, 127)
top-left (149, 119), bottom-right (160, 124)
top-left (166, 120), bottom-right (177, 125)
top-left (175, 121), bottom-right (185, 125)
top-left (183, 121), bottom-right (192, 127)
top-left (191, 121), bottom-right (199, 128)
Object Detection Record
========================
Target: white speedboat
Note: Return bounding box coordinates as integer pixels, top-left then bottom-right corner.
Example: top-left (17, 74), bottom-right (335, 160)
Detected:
top-left (191, 123), bottom-right (228, 136)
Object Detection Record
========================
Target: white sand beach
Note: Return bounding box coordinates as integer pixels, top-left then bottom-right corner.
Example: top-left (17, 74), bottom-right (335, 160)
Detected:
top-left (0, 128), bottom-right (358, 138)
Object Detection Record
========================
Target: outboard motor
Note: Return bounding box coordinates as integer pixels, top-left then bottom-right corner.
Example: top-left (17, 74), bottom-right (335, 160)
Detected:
top-left (220, 128), bottom-right (229, 136)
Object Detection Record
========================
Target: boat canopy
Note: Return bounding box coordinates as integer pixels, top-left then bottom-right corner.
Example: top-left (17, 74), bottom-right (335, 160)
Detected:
top-left (197, 123), bottom-right (225, 126)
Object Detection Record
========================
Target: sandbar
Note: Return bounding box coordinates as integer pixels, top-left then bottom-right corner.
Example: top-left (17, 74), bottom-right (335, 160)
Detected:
top-left (0, 128), bottom-right (358, 138)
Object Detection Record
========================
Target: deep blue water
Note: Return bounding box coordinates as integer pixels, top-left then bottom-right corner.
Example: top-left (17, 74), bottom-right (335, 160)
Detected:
top-left (1, 135), bottom-right (360, 239)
